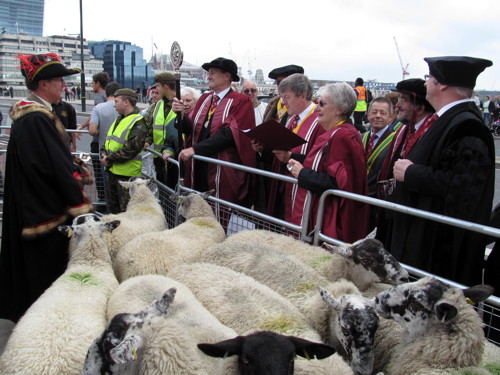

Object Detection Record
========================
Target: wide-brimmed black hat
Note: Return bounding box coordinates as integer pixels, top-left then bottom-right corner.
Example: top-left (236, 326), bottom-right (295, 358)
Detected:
top-left (424, 56), bottom-right (493, 89)
top-left (202, 57), bottom-right (239, 82)
top-left (268, 64), bottom-right (304, 80)
top-left (392, 78), bottom-right (427, 100)
top-left (18, 53), bottom-right (80, 82)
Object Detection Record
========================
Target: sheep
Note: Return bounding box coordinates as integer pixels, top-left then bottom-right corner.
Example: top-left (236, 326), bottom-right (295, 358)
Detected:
top-left (113, 191), bottom-right (226, 282)
top-left (100, 177), bottom-right (167, 259)
top-left (0, 215), bottom-right (120, 375)
top-left (373, 276), bottom-right (495, 375)
top-left (199, 240), bottom-right (379, 375)
top-left (168, 262), bottom-right (354, 375)
top-left (225, 229), bottom-right (409, 291)
top-left (97, 274), bottom-right (239, 374)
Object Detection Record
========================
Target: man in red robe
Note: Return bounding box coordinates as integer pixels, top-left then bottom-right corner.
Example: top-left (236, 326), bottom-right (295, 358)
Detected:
top-left (173, 57), bottom-right (256, 218)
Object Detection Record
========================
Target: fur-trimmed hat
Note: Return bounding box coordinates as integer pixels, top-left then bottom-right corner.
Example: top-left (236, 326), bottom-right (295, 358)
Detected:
top-left (202, 57), bottom-right (239, 82)
top-left (114, 88), bottom-right (138, 100)
top-left (268, 65), bottom-right (304, 80)
top-left (424, 56), bottom-right (492, 89)
top-left (18, 53), bottom-right (80, 82)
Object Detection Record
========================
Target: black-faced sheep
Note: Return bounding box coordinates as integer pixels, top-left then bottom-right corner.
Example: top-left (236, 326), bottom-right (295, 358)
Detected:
top-left (0, 215), bottom-right (120, 375)
top-left (113, 191), bottom-right (226, 282)
top-left (373, 276), bottom-right (494, 375)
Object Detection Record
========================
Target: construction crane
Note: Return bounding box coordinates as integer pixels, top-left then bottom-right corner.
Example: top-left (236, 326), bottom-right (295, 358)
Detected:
top-left (393, 36), bottom-right (409, 80)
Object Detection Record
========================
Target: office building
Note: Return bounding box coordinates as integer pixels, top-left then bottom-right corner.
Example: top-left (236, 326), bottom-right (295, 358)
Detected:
top-left (0, 0), bottom-right (44, 36)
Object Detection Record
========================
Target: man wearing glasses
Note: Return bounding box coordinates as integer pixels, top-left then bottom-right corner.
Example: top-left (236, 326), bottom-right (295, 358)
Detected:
top-left (390, 56), bottom-right (494, 287)
top-left (242, 80), bottom-right (267, 126)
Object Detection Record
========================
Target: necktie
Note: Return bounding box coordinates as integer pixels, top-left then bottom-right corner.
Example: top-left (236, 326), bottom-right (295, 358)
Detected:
top-left (208, 94), bottom-right (219, 120)
top-left (367, 133), bottom-right (378, 155)
top-left (289, 115), bottom-right (300, 131)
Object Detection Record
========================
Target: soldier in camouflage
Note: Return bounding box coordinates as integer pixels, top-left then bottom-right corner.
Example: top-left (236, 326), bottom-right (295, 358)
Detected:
top-left (101, 89), bottom-right (148, 213)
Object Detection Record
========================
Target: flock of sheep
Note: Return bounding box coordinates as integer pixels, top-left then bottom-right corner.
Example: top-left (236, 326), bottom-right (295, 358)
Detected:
top-left (0, 177), bottom-right (499, 375)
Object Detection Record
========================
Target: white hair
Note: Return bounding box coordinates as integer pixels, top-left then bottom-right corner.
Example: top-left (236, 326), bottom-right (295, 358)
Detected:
top-left (181, 86), bottom-right (201, 102)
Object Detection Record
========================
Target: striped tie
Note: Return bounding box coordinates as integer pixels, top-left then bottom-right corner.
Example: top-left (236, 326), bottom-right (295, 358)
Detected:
top-left (208, 94), bottom-right (219, 120)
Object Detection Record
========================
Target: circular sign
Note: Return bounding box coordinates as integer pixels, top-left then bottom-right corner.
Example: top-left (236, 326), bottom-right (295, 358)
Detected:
top-left (170, 41), bottom-right (183, 70)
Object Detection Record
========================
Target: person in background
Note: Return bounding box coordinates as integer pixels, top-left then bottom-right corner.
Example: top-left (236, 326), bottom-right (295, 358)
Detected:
top-left (52, 99), bottom-right (78, 152)
top-left (0, 53), bottom-right (93, 323)
top-left (173, 57), bottom-right (256, 221)
top-left (352, 77), bottom-right (368, 133)
top-left (482, 95), bottom-right (496, 127)
top-left (288, 82), bottom-right (369, 242)
top-left (242, 80), bottom-right (268, 126)
top-left (384, 91), bottom-right (402, 131)
top-left (100, 89), bottom-right (148, 214)
top-left (390, 56), bottom-right (494, 287)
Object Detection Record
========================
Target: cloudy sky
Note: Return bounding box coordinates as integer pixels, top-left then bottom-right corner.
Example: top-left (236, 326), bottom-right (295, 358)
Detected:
top-left (44, 0), bottom-right (500, 91)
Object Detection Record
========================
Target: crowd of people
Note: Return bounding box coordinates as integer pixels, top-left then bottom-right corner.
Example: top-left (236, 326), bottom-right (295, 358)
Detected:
top-left (0, 51), bottom-right (498, 325)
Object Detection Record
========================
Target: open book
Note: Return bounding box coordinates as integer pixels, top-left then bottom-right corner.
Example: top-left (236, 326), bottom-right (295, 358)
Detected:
top-left (239, 119), bottom-right (307, 150)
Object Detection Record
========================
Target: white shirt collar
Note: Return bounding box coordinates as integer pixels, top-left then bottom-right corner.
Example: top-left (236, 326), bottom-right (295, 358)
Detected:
top-left (371, 125), bottom-right (389, 138)
top-left (437, 98), bottom-right (473, 117)
top-left (213, 87), bottom-right (231, 102)
top-left (296, 102), bottom-right (315, 121)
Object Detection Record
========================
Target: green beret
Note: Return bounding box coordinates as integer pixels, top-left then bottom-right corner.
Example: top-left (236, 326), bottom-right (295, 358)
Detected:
top-left (114, 88), bottom-right (138, 100)
top-left (154, 72), bottom-right (175, 83)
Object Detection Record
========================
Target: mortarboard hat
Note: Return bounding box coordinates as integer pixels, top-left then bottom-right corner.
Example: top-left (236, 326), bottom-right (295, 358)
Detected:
top-left (18, 53), bottom-right (80, 82)
top-left (202, 57), bottom-right (239, 82)
top-left (424, 56), bottom-right (493, 89)
top-left (268, 65), bottom-right (304, 80)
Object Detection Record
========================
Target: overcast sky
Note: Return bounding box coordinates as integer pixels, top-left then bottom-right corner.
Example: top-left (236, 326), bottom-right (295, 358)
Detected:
top-left (44, 0), bottom-right (500, 91)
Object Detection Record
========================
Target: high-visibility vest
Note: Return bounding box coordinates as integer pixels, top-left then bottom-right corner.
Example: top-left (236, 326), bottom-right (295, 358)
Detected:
top-left (152, 100), bottom-right (177, 155)
top-left (104, 113), bottom-right (143, 176)
top-left (354, 86), bottom-right (368, 112)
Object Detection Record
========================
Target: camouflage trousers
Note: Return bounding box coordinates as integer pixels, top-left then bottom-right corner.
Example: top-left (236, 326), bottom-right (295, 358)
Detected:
top-left (106, 171), bottom-right (136, 214)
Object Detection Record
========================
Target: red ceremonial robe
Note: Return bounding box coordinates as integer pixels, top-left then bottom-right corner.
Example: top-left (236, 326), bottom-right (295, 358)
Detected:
top-left (184, 90), bottom-right (256, 210)
top-left (267, 110), bottom-right (324, 221)
top-left (291, 123), bottom-right (369, 243)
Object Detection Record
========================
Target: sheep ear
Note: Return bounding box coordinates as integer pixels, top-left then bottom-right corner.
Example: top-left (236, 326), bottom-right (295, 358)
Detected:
top-left (463, 285), bottom-right (494, 304)
top-left (110, 334), bottom-right (143, 364)
top-left (435, 302), bottom-right (457, 322)
top-left (324, 243), bottom-right (353, 259)
top-left (153, 287), bottom-right (177, 314)
top-left (58, 225), bottom-right (73, 238)
top-left (200, 189), bottom-right (215, 200)
top-left (198, 336), bottom-right (243, 358)
top-left (103, 220), bottom-right (121, 232)
top-left (318, 285), bottom-right (341, 312)
top-left (169, 194), bottom-right (183, 204)
top-left (119, 180), bottom-right (131, 189)
top-left (366, 228), bottom-right (377, 239)
top-left (288, 336), bottom-right (336, 360)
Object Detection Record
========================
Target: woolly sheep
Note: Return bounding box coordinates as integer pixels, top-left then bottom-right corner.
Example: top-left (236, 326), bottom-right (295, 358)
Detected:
top-left (373, 276), bottom-right (495, 375)
top-left (98, 274), bottom-right (239, 374)
top-left (199, 240), bottom-right (378, 375)
top-left (225, 229), bottom-right (409, 291)
top-left (113, 191), bottom-right (225, 282)
top-left (0, 215), bottom-right (120, 375)
top-left (168, 262), bottom-right (353, 375)
top-left (101, 177), bottom-right (167, 259)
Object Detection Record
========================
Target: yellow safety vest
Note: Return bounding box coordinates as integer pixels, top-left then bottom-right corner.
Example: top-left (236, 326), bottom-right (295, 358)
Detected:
top-left (152, 100), bottom-right (177, 155)
top-left (354, 86), bottom-right (367, 112)
top-left (104, 113), bottom-right (143, 176)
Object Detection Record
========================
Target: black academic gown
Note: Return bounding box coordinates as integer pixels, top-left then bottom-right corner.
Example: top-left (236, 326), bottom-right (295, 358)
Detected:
top-left (390, 101), bottom-right (494, 287)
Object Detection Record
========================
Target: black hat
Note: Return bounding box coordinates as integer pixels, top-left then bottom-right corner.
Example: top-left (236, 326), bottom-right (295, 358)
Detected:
top-left (392, 78), bottom-right (427, 100)
top-left (268, 64), bottom-right (304, 80)
top-left (202, 57), bottom-right (239, 82)
top-left (424, 56), bottom-right (493, 89)
top-left (18, 53), bottom-right (80, 82)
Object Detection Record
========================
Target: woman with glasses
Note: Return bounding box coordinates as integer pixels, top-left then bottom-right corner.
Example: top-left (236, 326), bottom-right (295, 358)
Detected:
top-left (287, 82), bottom-right (369, 243)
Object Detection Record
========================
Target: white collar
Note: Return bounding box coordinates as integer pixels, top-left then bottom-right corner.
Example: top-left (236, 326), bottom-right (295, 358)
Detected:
top-left (437, 98), bottom-right (473, 117)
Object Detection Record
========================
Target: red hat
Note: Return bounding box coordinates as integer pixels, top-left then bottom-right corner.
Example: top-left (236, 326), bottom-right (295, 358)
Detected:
top-left (18, 53), bottom-right (81, 82)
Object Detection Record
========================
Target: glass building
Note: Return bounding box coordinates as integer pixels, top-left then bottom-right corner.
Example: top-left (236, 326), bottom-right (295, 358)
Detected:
top-left (89, 41), bottom-right (154, 90)
top-left (0, 0), bottom-right (44, 36)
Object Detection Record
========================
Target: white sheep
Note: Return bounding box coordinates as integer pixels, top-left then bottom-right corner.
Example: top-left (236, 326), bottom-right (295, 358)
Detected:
top-left (101, 177), bottom-right (167, 259)
top-left (113, 191), bottom-right (225, 282)
top-left (0, 215), bottom-right (120, 375)
top-left (373, 276), bottom-right (495, 375)
top-left (90, 274), bottom-right (239, 375)
top-left (225, 229), bottom-right (409, 291)
top-left (168, 262), bottom-right (354, 375)
top-left (199, 240), bottom-right (379, 375)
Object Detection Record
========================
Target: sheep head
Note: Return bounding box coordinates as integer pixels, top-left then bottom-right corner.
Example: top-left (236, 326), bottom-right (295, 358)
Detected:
top-left (170, 190), bottom-right (215, 220)
top-left (324, 238), bottom-right (409, 289)
top-left (319, 285), bottom-right (379, 375)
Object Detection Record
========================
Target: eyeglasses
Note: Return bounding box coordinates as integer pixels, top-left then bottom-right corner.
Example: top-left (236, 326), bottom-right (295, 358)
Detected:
top-left (243, 88), bottom-right (257, 94)
top-left (318, 100), bottom-right (329, 107)
top-left (424, 74), bottom-right (432, 81)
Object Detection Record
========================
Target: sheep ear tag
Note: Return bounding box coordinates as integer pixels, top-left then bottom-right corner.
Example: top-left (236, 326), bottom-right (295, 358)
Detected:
top-left (67, 228), bottom-right (73, 238)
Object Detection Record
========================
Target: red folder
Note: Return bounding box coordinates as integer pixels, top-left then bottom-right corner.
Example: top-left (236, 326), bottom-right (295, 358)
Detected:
top-left (239, 119), bottom-right (307, 151)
